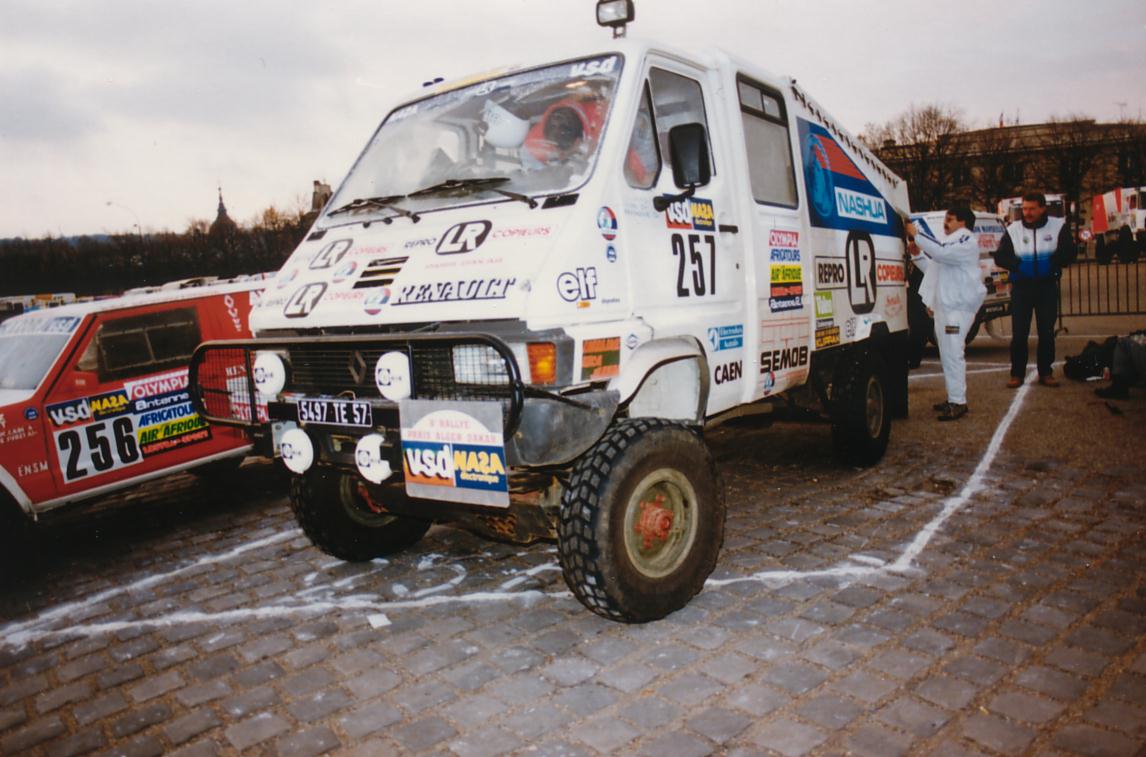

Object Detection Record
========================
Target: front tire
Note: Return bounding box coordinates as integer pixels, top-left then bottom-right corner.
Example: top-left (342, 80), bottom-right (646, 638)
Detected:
top-left (290, 469), bottom-right (431, 561)
top-left (831, 350), bottom-right (892, 466)
top-left (557, 419), bottom-right (725, 623)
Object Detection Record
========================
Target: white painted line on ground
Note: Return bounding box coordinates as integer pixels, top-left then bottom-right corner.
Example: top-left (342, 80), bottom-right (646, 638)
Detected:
top-left (1, 367), bottom-right (1040, 648)
top-left (0, 529), bottom-right (301, 647)
top-left (708, 368), bottom-right (1037, 587)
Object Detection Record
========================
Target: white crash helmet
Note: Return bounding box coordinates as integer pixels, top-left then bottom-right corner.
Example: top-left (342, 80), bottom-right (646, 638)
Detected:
top-left (482, 100), bottom-right (530, 148)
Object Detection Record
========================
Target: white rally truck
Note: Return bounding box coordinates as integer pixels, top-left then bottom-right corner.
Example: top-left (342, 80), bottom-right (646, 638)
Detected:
top-left (191, 12), bottom-right (911, 622)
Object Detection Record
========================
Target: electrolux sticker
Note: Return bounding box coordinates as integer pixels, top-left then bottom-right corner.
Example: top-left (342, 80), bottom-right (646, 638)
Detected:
top-left (400, 400), bottom-right (509, 508)
top-left (706, 324), bottom-right (744, 352)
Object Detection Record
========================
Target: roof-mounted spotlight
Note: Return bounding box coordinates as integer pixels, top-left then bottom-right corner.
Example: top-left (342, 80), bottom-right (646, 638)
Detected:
top-left (596, 0), bottom-right (634, 38)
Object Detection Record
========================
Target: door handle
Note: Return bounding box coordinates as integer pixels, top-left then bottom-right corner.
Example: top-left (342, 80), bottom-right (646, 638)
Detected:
top-left (718, 224), bottom-right (739, 234)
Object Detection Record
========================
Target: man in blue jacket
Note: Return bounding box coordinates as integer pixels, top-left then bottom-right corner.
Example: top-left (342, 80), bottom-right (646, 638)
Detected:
top-left (992, 192), bottom-right (1076, 387)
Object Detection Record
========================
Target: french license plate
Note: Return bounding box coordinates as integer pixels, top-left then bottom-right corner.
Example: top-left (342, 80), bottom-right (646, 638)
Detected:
top-left (297, 398), bottom-right (373, 428)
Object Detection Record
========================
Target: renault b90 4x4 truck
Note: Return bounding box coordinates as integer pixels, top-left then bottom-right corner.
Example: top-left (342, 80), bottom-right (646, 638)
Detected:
top-left (191, 10), bottom-right (911, 622)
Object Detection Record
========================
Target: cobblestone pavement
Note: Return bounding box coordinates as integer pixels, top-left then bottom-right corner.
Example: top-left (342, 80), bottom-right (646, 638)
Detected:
top-left (2, 341), bottom-right (1144, 756)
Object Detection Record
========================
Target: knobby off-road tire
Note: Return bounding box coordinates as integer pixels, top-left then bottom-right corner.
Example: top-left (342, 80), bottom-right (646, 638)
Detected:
top-left (831, 350), bottom-right (892, 467)
top-left (557, 418), bottom-right (725, 623)
top-left (290, 468), bottom-right (431, 562)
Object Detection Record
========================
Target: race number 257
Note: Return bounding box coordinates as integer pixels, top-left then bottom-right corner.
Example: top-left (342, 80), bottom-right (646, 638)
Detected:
top-left (671, 233), bottom-right (716, 297)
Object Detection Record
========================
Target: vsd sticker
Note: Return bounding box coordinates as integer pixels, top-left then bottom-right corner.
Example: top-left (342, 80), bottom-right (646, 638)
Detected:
top-left (400, 400), bottom-right (508, 507)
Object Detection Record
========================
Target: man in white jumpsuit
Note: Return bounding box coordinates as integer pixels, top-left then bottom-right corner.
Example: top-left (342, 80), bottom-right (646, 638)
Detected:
top-left (906, 206), bottom-right (987, 421)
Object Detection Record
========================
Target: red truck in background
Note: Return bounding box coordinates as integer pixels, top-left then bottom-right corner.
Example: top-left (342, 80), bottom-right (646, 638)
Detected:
top-left (1090, 186), bottom-right (1146, 263)
top-left (0, 280), bottom-right (265, 565)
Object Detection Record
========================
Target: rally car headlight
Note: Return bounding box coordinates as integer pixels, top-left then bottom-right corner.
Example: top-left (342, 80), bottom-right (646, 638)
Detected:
top-left (253, 350), bottom-right (288, 397)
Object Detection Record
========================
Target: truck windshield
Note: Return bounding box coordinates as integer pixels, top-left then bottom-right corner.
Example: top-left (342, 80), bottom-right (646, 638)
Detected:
top-left (323, 54), bottom-right (622, 224)
top-left (0, 315), bottom-right (80, 390)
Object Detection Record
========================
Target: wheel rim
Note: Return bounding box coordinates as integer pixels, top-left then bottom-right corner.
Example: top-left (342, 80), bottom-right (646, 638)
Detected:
top-left (864, 375), bottom-right (885, 439)
top-left (622, 468), bottom-right (699, 579)
top-left (339, 475), bottom-right (399, 528)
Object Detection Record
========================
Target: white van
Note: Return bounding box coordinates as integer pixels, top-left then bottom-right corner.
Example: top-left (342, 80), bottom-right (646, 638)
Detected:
top-left (191, 10), bottom-right (911, 622)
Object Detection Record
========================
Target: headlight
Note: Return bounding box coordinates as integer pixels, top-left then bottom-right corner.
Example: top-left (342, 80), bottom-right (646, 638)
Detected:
top-left (253, 351), bottom-right (288, 396)
top-left (452, 345), bottom-right (510, 385)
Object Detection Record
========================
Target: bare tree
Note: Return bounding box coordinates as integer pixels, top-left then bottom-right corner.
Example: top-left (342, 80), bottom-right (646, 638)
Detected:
top-left (968, 126), bottom-right (1022, 211)
top-left (864, 104), bottom-right (968, 211)
top-left (1035, 114), bottom-right (1103, 230)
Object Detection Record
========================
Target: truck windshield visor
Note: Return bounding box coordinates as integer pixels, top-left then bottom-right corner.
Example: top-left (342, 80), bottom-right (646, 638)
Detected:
top-left (324, 54), bottom-right (623, 222)
top-left (0, 315), bottom-right (80, 390)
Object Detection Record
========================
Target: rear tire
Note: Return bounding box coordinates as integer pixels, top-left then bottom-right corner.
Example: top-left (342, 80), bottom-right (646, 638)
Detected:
top-left (290, 469), bottom-right (431, 561)
top-left (557, 419), bottom-right (725, 623)
top-left (0, 497), bottom-right (36, 585)
top-left (831, 350), bottom-right (892, 467)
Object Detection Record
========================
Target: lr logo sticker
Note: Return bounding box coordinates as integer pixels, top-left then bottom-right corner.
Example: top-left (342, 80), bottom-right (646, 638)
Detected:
top-left (283, 283), bottom-right (328, 318)
top-left (845, 230), bottom-right (876, 315)
top-left (437, 221), bottom-right (492, 254)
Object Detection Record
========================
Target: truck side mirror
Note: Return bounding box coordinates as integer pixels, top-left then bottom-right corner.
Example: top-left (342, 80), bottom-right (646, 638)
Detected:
top-left (669, 123), bottom-right (710, 189)
top-left (654, 123), bottom-right (711, 212)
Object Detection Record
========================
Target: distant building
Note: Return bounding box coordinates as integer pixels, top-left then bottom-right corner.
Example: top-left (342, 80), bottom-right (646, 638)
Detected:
top-left (208, 187), bottom-right (238, 248)
top-left (873, 120), bottom-right (1146, 226)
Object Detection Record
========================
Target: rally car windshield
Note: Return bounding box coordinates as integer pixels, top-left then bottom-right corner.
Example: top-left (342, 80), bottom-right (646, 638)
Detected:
top-left (0, 314), bottom-right (80, 390)
top-left (322, 54), bottom-right (622, 225)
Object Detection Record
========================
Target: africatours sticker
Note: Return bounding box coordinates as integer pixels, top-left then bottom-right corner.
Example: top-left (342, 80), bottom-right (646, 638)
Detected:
top-left (769, 260), bottom-right (804, 312)
top-left (400, 400), bottom-right (509, 508)
top-left (393, 278), bottom-right (516, 306)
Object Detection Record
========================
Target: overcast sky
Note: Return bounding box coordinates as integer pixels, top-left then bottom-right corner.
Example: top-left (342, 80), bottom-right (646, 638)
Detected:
top-left (1, 0), bottom-right (1143, 239)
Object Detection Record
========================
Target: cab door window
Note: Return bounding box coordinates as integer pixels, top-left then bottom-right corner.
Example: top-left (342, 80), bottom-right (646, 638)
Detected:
top-left (738, 78), bottom-right (798, 208)
top-left (96, 307), bottom-right (201, 382)
top-left (623, 84), bottom-right (661, 189)
top-left (648, 68), bottom-right (715, 178)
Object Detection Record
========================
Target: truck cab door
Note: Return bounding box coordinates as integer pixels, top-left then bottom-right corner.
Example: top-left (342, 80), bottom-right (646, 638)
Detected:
top-left (621, 59), bottom-right (745, 417)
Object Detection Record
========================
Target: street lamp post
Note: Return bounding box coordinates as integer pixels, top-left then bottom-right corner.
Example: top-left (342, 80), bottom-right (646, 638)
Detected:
top-left (105, 200), bottom-right (143, 241)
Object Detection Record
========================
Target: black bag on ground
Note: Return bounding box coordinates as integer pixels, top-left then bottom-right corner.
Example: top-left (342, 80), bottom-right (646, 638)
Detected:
top-left (1064, 337), bottom-right (1117, 380)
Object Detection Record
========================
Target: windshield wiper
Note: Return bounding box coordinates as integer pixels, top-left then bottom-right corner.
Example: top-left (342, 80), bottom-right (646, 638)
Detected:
top-left (408, 177), bottom-right (538, 209)
top-left (328, 195), bottom-right (421, 223)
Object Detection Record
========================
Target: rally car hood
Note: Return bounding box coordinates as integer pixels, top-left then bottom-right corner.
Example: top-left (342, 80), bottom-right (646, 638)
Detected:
top-left (251, 203), bottom-right (572, 333)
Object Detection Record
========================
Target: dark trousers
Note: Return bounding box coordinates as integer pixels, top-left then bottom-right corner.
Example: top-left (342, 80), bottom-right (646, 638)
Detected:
top-left (1010, 278), bottom-right (1058, 378)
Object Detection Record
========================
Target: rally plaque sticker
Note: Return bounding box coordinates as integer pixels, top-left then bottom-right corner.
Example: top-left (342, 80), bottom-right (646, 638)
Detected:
top-left (399, 400), bottom-right (509, 508)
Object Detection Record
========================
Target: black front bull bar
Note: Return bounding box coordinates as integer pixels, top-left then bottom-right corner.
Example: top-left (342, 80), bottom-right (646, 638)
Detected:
top-left (188, 333), bottom-right (527, 439)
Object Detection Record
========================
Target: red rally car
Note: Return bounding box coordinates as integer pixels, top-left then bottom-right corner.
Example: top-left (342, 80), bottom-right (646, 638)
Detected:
top-left (0, 280), bottom-right (265, 555)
